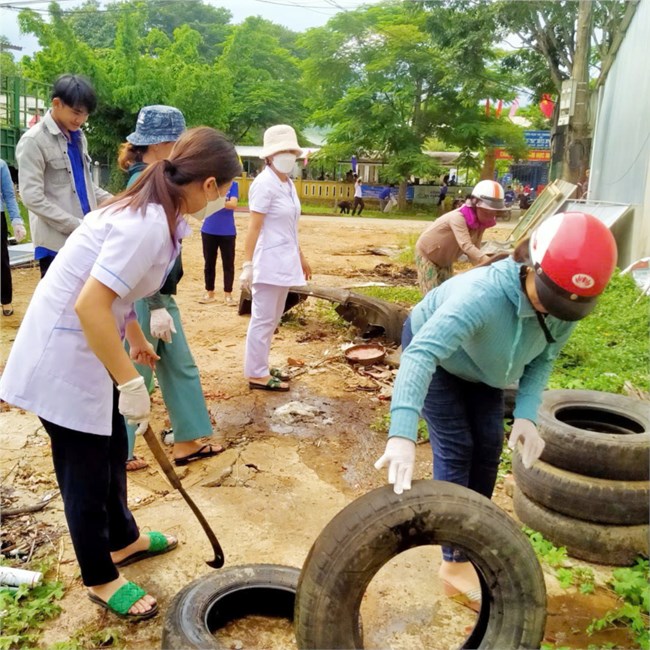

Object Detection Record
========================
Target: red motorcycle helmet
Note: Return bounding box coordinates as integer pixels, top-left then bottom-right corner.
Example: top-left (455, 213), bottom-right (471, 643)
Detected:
top-left (529, 212), bottom-right (617, 321)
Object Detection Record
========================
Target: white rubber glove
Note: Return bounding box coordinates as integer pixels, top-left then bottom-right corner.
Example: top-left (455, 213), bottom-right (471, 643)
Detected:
top-left (240, 261), bottom-right (253, 292)
top-left (150, 308), bottom-right (176, 343)
top-left (374, 437), bottom-right (416, 495)
top-left (508, 418), bottom-right (546, 468)
top-left (117, 376), bottom-right (150, 427)
top-left (12, 222), bottom-right (26, 243)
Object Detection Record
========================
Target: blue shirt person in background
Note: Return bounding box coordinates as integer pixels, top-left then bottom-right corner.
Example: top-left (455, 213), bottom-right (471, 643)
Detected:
top-left (1, 159), bottom-right (27, 316)
top-left (15, 74), bottom-right (111, 277)
top-left (199, 180), bottom-right (240, 305)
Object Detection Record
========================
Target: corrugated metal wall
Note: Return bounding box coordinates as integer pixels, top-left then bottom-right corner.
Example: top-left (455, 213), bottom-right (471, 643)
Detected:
top-left (589, 0), bottom-right (650, 266)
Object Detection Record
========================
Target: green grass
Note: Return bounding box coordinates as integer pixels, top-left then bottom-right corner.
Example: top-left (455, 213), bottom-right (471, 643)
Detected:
top-left (353, 285), bottom-right (421, 306)
top-left (0, 578), bottom-right (64, 649)
top-left (299, 202), bottom-right (436, 221)
top-left (587, 558), bottom-right (649, 650)
top-left (550, 272), bottom-right (650, 394)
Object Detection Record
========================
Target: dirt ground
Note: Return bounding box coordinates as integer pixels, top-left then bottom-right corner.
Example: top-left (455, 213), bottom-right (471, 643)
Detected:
top-left (0, 214), bottom-right (636, 649)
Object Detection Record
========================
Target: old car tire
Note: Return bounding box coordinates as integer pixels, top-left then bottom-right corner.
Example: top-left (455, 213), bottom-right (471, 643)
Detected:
top-left (513, 486), bottom-right (649, 566)
top-left (295, 480), bottom-right (546, 650)
top-left (537, 389), bottom-right (649, 481)
top-left (512, 449), bottom-right (649, 525)
top-left (161, 564), bottom-right (300, 649)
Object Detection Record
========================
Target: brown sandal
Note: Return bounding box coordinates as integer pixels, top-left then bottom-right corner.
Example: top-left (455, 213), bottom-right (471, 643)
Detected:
top-left (126, 456), bottom-right (149, 472)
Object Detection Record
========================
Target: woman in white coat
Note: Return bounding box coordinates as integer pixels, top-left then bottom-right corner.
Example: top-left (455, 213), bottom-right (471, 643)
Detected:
top-left (240, 124), bottom-right (311, 391)
top-left (0, 127), bottom-right (241, 620)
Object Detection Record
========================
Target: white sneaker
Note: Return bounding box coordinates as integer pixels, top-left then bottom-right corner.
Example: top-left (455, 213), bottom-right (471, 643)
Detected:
top-left (224, 294), bottom-right (236, 306)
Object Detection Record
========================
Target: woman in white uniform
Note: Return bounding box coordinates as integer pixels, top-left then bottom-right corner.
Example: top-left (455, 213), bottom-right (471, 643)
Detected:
top-left (240, 124), bottom-right (311, 391)
top-left (0, 127), bottom-right (241, 620)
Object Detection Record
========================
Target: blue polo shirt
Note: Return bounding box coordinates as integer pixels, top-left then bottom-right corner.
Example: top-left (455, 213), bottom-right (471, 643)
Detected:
top-left (35, 129), bottom-right (91, 260)
top-left (201, 181), bottom-right (239, 236)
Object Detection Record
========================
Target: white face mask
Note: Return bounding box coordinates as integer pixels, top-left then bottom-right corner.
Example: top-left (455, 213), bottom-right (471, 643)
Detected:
top-left (272, 153), bottom-right (297, 174)
top-left (187, 188), bottom-right (226, 221)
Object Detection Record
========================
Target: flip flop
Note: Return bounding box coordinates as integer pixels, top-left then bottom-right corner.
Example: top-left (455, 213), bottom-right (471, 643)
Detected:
top-left (249, 376), bottom-right (290, 392)
top-left (87, 581), bottom-right (158, 620)
top-left (442, 579), bottom-right (481, 613)
top-left (114, 531), bottom-right (178, 568)
top-left (125, 455), bottom-right (149, 472)
top-left (174, 443), bottom-right (225, 466)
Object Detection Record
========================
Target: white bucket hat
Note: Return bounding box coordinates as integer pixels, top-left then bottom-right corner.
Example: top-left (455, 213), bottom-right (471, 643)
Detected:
top-left (260, 124), bottom-right (303, 159)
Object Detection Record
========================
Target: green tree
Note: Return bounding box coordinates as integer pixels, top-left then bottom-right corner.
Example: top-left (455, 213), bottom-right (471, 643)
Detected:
top-left (302, 2), bottom-right (524, 206)
top-left (494, 0), bottom-right (633, 182)
top-left (0, 38), bottom-right (20, 77)
top-left (218, 16), bottom-right (306, 143)
top-left (67, 0), bottom-right (233, 61)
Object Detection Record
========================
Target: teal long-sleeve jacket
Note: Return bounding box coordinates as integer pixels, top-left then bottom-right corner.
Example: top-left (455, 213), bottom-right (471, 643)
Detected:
top-left (389, 256), bottom-right (576, 442)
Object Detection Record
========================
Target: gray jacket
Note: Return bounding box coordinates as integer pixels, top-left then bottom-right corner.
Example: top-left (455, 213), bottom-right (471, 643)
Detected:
top-left (16, 110), bottom-right (112, 252)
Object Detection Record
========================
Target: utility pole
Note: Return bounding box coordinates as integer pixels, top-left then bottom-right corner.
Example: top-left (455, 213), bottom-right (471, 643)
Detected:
top-left (562, 0), bottom-right (593, 185)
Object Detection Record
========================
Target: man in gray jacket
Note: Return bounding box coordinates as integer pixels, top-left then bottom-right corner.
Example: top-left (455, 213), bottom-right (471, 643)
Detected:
top-left (16, 74), bottom-right (112, 277)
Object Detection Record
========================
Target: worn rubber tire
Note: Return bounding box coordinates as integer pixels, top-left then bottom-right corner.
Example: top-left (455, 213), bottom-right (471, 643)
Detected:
top-left (295, 480), bottom-right (547, 650)
top-left (513, 486), bottom-right (649, 566)
top-left (161, 564), bottom-right (300, 649)
top-left (537, 389), bottom-right (649, 481)
top-left (512, 448), bottom-right (649, 525)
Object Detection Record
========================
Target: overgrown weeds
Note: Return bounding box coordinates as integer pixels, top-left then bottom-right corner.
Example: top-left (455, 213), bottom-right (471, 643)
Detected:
top-left (550, 272), bottom-right (649, 394)
top-left (587, 558), bottom-right (650, 650)
top-left (0, 577), bottom-right (63, 649)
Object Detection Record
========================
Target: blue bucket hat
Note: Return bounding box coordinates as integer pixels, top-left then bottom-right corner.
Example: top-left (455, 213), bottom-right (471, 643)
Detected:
top-left (127, 105), bottom-right (186, 146)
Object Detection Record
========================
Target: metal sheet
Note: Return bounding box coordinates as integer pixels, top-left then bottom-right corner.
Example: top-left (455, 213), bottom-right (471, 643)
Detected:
top-left (8, 243), bottom-right (35, 268)
top-left (559, 201), bottom-right (632, 228)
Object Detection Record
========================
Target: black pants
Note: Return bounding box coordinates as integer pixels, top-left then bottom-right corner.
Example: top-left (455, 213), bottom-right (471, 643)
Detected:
top-left (40, 390), bottom-right (140, 586)
top-left (39, 255), bottom-right (55, 278)
top-left (351, 197), bottom-right (364, 215)
top-left (201, 232), bottom-right (236, 293)
top-left (1, 212), bottom-right (11, 305)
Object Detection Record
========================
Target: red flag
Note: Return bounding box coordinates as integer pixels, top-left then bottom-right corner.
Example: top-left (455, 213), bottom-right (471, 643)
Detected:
top-left (508, 98), bottom-right (520, 119)
top-left (495, 100), bottom-right (503, 118)
top-left (485, 98), bottom-right (490, 116)
top-left (540, 94), bottom-right (555, 119)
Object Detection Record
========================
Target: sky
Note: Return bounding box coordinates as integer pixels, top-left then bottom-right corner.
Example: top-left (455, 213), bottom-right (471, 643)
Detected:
top-left (0, 0), bottom-right (381, 58)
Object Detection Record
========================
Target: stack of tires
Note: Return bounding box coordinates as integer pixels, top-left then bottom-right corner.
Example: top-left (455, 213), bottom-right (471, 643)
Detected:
top-left (513, 389), bottom-right (649, 566)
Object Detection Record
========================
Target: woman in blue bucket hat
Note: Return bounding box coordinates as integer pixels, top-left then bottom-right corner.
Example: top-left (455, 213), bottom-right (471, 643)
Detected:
top-left (117, 105), bottom-right (226, 470)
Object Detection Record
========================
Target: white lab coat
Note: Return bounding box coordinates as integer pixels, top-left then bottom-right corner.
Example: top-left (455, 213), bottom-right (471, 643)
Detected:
top-left (249, 166), bottom-right (305, 287)
top-left (0, 203), bottom-right (188, 436)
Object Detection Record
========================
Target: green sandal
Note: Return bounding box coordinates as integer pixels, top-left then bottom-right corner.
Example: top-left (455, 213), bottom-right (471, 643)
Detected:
top-left (88, 581), bottom-right (158, 621)
top-left (115, 531), bottom-right (178, 568)
top-left (270, 367), bottom-right (291, 381)
top-left (249, 376), bottom-right (290, 392)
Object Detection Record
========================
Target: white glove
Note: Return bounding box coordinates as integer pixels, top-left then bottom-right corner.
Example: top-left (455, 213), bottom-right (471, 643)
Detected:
top-left (240, 262), bottom-right (253, 292)
top-left (12, 222), bottom-right (26, 243)
top-left (117, 376), bottom-right (150, 426)
top-left (508, 418), bottom-right (545, 468)
top-left (150, 308), bottom-right (176, 343)
top-left (374, 437), bottom-right (416, 495)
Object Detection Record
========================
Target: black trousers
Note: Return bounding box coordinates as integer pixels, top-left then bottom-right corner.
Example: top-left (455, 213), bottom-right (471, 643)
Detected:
top-left (39, 255), bottom-right (55, 278)
top-left (351, 197), bottom-right (364, 215)
top-left (40, 390), bottom-right (140, 586)
top-left (1, 212), bottom-right (11, 305)
top-left (201, 232), bottom-right (236, 293)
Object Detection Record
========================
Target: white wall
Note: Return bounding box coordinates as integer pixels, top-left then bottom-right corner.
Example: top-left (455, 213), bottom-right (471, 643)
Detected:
top-left (589, 0), bottom-right (650, 266)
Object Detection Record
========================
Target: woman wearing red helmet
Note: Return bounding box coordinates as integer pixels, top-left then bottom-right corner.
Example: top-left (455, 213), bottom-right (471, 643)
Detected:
top-left (376, 212), bottom-right (617, 610)
top-left (414, 180), bottom-right (508, 295)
